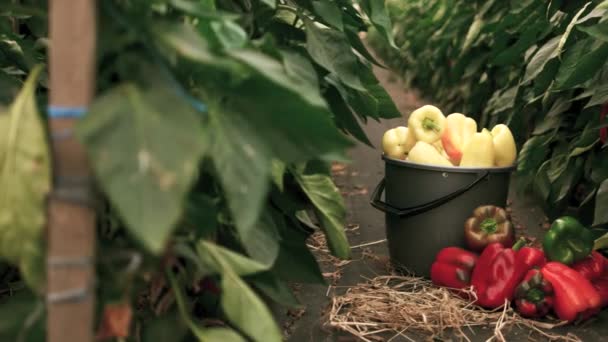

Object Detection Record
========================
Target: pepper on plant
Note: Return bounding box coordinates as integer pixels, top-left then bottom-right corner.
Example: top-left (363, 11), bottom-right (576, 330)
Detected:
top-left (514, 268), bottom-right (553, 318)
top-left (542, 216), bottom-right (594, 265)
top-left (464, 205), bottom-right (514, 252)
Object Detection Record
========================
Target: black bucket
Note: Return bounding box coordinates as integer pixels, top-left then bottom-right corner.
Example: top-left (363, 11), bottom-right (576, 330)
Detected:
top-left (371, 155), bottom-right (515, 278)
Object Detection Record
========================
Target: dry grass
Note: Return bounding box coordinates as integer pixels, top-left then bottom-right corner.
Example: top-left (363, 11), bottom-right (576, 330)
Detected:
top-left (327, 275), bottom-right (581, 342)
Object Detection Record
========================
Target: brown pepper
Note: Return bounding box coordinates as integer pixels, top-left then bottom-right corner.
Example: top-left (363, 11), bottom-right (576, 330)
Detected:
top-left (464, 205), bottom-right (515, 252)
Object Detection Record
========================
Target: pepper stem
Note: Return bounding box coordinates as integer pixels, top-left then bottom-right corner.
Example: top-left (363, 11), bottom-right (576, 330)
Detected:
top-left (422, 118), bottom-right (441, 132)
top-left (526, 288), bottom-right (545, 304)
top-left (479, 218), bottom-right (498, 234)
top-left (512, 237), bottom-right (527, 251)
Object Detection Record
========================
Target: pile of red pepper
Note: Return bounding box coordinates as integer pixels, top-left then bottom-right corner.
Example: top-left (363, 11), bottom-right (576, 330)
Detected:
top-left (431, 209), bottom-right (608, 322)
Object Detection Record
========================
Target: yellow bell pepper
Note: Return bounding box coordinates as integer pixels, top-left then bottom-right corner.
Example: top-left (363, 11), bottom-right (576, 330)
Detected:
top-left (441, 113), bottom-right (477, 165)
top-left (407, 141), bottom-right (453, 167)
top-left (382, 126), bottom-right (416, 159)
top-left (490, 124), bottom-right (517, 167)
top-left (408, 105), bottom-right (446, 143)
top-left (460, 129), bottom-right (495, 167)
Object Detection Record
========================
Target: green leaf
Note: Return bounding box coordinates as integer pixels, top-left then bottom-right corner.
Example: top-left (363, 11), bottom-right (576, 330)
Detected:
top-left (274, 223), bottom-right (325, 284)
top-left (141, 315), bottom-right (188, 342)
top-left (210, 20), bottom-right (248, 49)
top-left (200, 328), bottom-right (246, 342)
top-left (77, 82), bottom-right (206, 253)
top-left (523, 35), bottom-right (562, 84)
top-left (241, 210), bottom-right (281, 267)
top-left (578, 21), bottom-right (608, 42)
top-left (0, 290), bottom-right (45, 342)
top-left (221, 271), bottom-right (282, 342)
top-left (557, 2), bottom-right (593, 58)
top-left (554, 39), bottom-right (608, 90)
top-left (359, 0), bottom-right (397, 48)
top-left (595, 232), bottom-right (608, 250)
top-left (271, 159), bottom-right (285, 191)
top-left (312, 1), bottom-right (344, 31)
top-left (294, 172), bottom-right (350, 258)
top-left (259, 0), bottom-right (276, 9)
top-left (303, 18), bottom-right (365, 91)
top-left (200, 239), bottom-right (281, 342)
top-left (326, 85), bottom-right (373, 147)
top-left (197, 240), bottom-right (269, 276)
top-left (593, 179), bottom-right (608, 226)
top-left (517, 135), bottom-right (552, 172)
top-left (168, 270), bottom-right (246, 342)
top-left (344, 28), bottom-right (384, 67)
top-left (585, 83), bottom-right (608, 108)
top-left (248, 273), bottom-right (299, 307)
top-left (462, 17), bottom-right (483, 52)
top-left (0, 65), bottom-right (49, 290)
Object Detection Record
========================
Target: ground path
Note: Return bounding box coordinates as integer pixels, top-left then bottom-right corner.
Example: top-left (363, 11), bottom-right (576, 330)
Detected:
top-left (274, 50), bottom-right (608, 342)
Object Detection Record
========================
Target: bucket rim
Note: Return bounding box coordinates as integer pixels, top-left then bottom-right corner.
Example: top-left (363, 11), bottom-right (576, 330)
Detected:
top-left (382, 154), bottom-right (516, 173)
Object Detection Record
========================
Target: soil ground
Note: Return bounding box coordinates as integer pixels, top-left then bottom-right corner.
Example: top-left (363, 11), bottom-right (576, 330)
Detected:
top-left (273, 54), bottom-right (608, 341)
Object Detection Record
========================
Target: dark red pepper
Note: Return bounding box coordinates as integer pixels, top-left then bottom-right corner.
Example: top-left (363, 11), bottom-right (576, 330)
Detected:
top-left (571, 251), bottom-right (607, 281)
top-left (471, 240), bottom-right (546, 308)
top-left (430, 247), bottom-right (478, 290)
top-left (514, 268), bottom-right (553, 318)
top-left (541, 262), bottom-right (601, 322)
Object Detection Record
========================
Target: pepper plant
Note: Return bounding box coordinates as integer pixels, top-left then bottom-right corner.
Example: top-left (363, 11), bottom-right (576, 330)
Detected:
top-left (370, 0), bottom-right (608, 234)
top-left (0, 0), bottom-right (399, 340)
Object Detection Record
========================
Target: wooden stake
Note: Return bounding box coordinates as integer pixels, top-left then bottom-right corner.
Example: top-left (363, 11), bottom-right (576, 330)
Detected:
top-left (47, 1), bottom-right (96, 342)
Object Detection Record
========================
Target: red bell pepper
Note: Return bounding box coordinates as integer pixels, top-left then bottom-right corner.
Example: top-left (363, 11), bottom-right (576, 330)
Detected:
top-left (593, 276), bottom-right (608, 308)
top-left (430, 247), bottom-right (478, 290)
top-left (571, 251), bottom-right (607, 281)
top-left (514, 268), bottom-right (553, 318)
top-left (541, 262), bottom-right (601, 322)
top-left (471, 240), bottom-right (546, 308)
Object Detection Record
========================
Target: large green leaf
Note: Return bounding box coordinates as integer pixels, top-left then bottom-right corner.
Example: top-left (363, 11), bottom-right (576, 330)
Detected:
top-left (359, 0), bottom-right (397, 48)
top-left (312, 1), bottom-right (344, 31)
top-left (240, 210), bottom-right (281, 267)
top-left (204, 49), bottom-right (351, 238)
top-left (554, 39), bottom-right (608, 90)
top-left (273, 222), bottom-right (325, 284)
top-left (326, 85), bottom-right (373, 147)
top-left (168, 271), bottom-right (246, 342)
top-left (248, 273), bottom-right (299, 307)
top-left (0, 65), bottom-right (49, 290)
top-left (221, 271), bottom-right (282, 342)
top-left (578, 21), bottom-right (608, 42)
top-left (200, 240), bottom-right (282, 342)
top-left (294, 172), bottom-right (350, 258)
top-left (522, 35), bottom-right (562, 84)
top-left (77, 82), bottom-right (206, 253)
top-left (303, 18), bottom-right (366, 91)
top-left (197, 240), bottom-right (268, 276)
top-left (593, 179), bottom-right (608, 226)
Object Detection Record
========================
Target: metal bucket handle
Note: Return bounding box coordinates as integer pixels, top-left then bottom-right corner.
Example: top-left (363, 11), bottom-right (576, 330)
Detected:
top-left (370, 170), bottom-right (490, 218)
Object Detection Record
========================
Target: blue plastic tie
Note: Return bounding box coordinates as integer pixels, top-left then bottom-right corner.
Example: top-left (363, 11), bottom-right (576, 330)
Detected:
top-left (47, 106), bottom-right (88, 118)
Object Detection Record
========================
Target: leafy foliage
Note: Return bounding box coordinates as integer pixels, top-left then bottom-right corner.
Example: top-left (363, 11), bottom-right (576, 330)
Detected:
top-left (0, 0), bottom-right (399, 341)
top-left (370, 0), bottom-right (608, 228)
